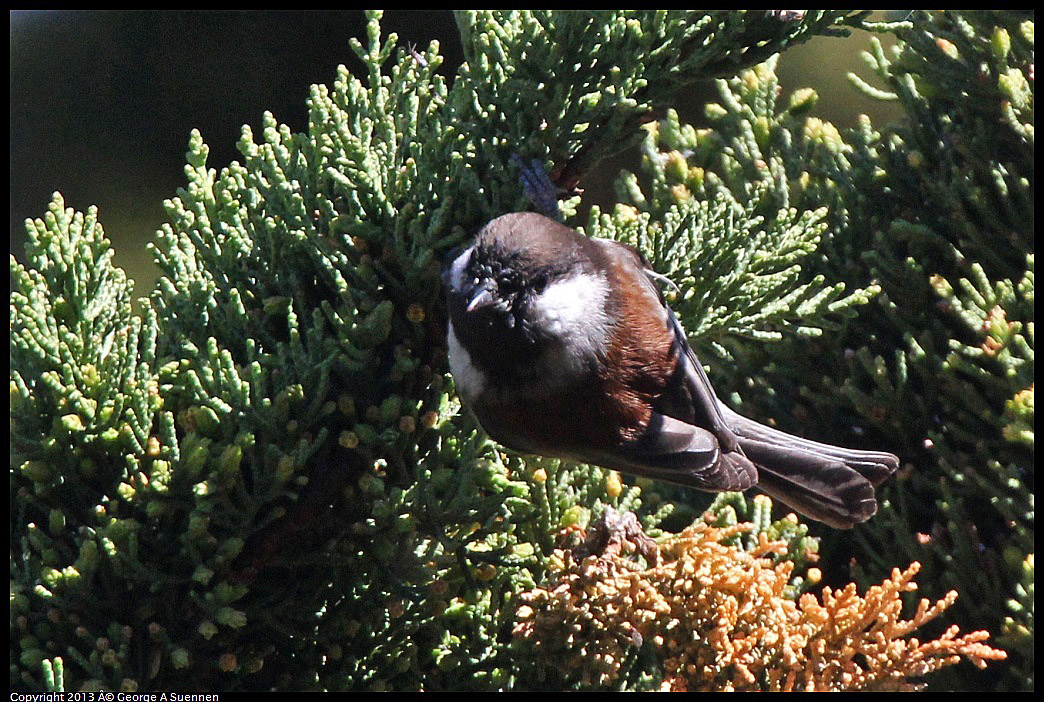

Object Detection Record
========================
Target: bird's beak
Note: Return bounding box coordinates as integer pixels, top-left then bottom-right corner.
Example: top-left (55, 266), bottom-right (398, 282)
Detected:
top-left (465, 283), bottom-right (498, 313)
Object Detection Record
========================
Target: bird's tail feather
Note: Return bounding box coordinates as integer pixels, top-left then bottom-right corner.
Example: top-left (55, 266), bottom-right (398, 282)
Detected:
top-left (739, 436), bottom-right (878, 528)
top-left (719, 404), bottom-right (900, 485)
top-left (718, 406), bottom-right (900, 529)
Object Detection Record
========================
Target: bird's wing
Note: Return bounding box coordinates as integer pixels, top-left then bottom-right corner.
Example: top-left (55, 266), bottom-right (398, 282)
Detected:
top-left (588, 238), bottom-right (757, 491)
top-left (582, 411), bottom-right (759, 491)
top-left (592, 237), bottom-right (741, 450)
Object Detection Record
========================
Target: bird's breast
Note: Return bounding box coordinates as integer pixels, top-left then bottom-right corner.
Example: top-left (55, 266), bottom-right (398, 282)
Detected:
top-left (467, 312), bottom-right (683, 461)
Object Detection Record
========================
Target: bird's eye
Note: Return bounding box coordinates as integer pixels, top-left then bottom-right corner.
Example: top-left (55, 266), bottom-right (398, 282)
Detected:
top-left (533, 274), bottom-right (549, 294)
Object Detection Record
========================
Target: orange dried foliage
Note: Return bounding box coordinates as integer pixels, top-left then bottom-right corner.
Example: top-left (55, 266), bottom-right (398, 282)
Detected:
top-left (513, 521), bottom-right (1005, 691)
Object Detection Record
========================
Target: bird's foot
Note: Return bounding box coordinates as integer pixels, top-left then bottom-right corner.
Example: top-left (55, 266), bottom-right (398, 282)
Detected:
top-left (511, 154), bottom-right (564, 222)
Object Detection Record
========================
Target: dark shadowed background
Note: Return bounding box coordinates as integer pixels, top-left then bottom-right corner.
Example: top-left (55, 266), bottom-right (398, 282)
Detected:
top-left (10, 10), bottom-right (900, 296)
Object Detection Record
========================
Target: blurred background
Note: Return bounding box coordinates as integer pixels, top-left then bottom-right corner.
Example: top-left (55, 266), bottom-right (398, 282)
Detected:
top-left (10, 10), bottom-right (901, 296)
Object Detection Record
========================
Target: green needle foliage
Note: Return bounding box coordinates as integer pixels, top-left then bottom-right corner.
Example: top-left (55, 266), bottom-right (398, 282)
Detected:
top-left (11, 10), bottom-right (1027, 691)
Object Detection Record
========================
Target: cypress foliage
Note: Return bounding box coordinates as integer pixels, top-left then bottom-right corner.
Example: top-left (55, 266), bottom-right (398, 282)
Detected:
top-left (11, 11), bottom-right (1026, 691)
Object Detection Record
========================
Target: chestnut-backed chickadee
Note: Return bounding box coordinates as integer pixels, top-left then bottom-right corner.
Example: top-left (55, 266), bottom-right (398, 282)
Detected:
top-left (444, 212), bottom-right (899, 528)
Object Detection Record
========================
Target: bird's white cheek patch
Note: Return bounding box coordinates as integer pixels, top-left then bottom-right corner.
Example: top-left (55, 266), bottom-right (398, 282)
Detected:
top-left (446, 245), bottom-right (474, 290)
top-left (447, 321), bottom-right (487, 401)
top-left (530, 273), bottom-right (611, 362)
